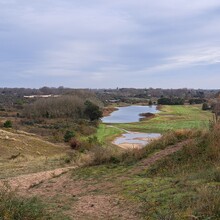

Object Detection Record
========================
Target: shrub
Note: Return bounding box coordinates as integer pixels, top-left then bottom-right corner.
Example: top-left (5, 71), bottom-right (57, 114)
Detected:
top-left (89, 146), bottom-right (119, 165)
top-left (78, 124), bottom-right (96, 136)
top-left (3, 120), bottom-right (12, 128)
top-left (87, 136), bottom-right (99, 145)
top-left (64, 130), bottom-right (75, 142)
top-left (69, 138), bottom-right (81, 150)
top-left (202, 102), bottom-right (209, 110)
top-left (84, 100), bottom-right (102, 121)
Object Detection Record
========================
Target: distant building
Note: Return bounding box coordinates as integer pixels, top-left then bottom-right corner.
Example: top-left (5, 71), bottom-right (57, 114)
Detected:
top-left (24, 95), bottom-right (60, 98)
top-left (108, 99), bottom-right (120, 103)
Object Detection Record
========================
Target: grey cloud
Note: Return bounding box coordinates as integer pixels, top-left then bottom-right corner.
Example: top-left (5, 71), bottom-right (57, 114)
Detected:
top-left (0, 0), bottom-right (220, 88)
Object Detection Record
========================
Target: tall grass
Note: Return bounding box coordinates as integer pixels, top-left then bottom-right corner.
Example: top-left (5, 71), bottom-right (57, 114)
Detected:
top-left (0, 187), bottom-right (49, 220)
top-left (193, 186), bottom-right (220, 219)
top-left (139, 123), bottom-right (220, 219)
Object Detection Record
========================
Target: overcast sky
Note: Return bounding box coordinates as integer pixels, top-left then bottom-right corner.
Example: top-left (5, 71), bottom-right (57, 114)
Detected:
top-left (0, 0), bottom-right (220, 89)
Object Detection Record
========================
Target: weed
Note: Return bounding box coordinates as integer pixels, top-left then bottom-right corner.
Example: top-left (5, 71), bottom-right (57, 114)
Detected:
top-left (193, 186), bottom-right (220, 219)
top-left (0, 187), bottom-right (49, 220)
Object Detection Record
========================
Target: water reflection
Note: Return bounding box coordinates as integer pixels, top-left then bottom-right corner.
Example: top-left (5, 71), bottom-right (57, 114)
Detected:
top-left (113, 132), bottom-right (161, 147)
top-left (102, 105), bottom-right (159, 123)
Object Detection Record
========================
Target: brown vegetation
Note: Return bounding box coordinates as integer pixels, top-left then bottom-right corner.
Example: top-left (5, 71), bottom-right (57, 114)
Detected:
top-left (139, 112), bottom-right (155, 120)
top-left (102, 107), bottom-right (118, 117)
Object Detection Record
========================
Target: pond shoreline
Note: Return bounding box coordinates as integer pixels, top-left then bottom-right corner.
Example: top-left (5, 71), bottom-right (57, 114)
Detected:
top-left (102, 107), bottom-right (118, 117)
top-left (112, 131), bottom-right (161, 149)
top-left (102, 105), bottom-right (159, 123)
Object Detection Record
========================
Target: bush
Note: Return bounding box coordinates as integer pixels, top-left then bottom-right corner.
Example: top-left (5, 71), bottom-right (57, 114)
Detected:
top-left (78, 124), bottom-right (96, 136)
top-left (84, 100), bottom-right (102, 121)
top-left (87, 136), bottom-right (99, 145)
top-left (64, 130), bottom-right (75, 142)
top-left (69, 138), bottom-right (81, 150)
top-left (3, 120), bottom-right (12, 128)
top-left (202, 103), bottom-right (209, 110)
top-left (89, 146), bottom-right (119, 165)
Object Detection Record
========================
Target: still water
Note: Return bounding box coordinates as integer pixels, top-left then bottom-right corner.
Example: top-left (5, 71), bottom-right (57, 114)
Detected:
top-left (114, 132), bottom-right (161, 146)
top-left (102, 105), bottom-right (159, 123)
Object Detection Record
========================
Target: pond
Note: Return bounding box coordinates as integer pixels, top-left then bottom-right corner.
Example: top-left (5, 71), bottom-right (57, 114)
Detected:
top-left (113, 132), bottom-right (161, 149)
top-left (102, 105), bottom-right (159, 123)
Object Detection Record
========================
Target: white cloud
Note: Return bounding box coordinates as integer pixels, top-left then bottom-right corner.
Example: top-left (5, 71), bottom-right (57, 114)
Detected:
top-left (133, 46), bottom-right (220, 75)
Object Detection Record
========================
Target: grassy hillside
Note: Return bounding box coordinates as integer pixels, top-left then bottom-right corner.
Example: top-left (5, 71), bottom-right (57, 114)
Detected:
top-left (0, 128), bottom-right (70, 178)
top-left (68, 125), bottom-right (220, 219)
top-left (1, 124), bottom-right (218, 219)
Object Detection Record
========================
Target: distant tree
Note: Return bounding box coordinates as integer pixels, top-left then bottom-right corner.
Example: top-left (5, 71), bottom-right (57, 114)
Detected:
top-left (84, 100), bottom-right (102, 121)
top-left (202, 103), bottom-right (209, 110)
top-left (3, 120), bottom-right (12, 128)
top-left (157, 97), bottom-right (184, 105)
top-left (148, 100), bottom-right (153, 106)
top-left (189, 98), bottom-right (206, 105)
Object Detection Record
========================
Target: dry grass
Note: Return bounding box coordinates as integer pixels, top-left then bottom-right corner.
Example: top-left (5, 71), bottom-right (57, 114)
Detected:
top-left (192, 186), bottom-right (220, 219)
top-left (0, 128), bottom-right (72, 178)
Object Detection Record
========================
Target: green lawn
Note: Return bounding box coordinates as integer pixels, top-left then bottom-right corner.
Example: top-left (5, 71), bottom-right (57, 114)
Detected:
top-left (95, 124), bottom-right (123, 143)
top-left (109, 105), bottom-right (213, 133)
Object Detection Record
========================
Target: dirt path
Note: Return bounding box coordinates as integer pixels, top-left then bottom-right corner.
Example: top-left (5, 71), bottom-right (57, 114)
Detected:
top-left (0, 166), bottom-right (76, 191)
top-left (1, 166), bottom-right (141, 219)
top-left (0, 140), bottom-right (190, 193)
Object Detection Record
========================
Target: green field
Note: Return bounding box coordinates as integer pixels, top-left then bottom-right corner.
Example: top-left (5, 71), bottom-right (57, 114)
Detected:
top-left (101, 105), bottom-right (213, 136)
top-left (94, 105), bottom-right (212, 143)
top-left (95, 124), bottom-right (123, 143)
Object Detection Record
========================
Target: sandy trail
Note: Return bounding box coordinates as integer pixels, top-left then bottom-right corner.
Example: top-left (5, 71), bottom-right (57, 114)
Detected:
top-left (0, 140), bottom-right (190, 191)
top-left (0, 166), bottom-right (76, 191)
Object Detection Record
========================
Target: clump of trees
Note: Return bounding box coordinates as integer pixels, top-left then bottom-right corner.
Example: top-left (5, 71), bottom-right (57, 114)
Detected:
top-left (23, 96), bottom-right (84, 119)
top-left (189, 98), bottom-right (206, 104)
top-left (157, 97), bottom-right (184, 105)
top-left (23, 95), bottom-right (103, 121)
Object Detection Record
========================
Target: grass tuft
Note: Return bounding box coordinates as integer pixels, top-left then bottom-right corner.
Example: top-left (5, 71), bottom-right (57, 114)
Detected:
top-left (0, 187), bottom-right (50, 220)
